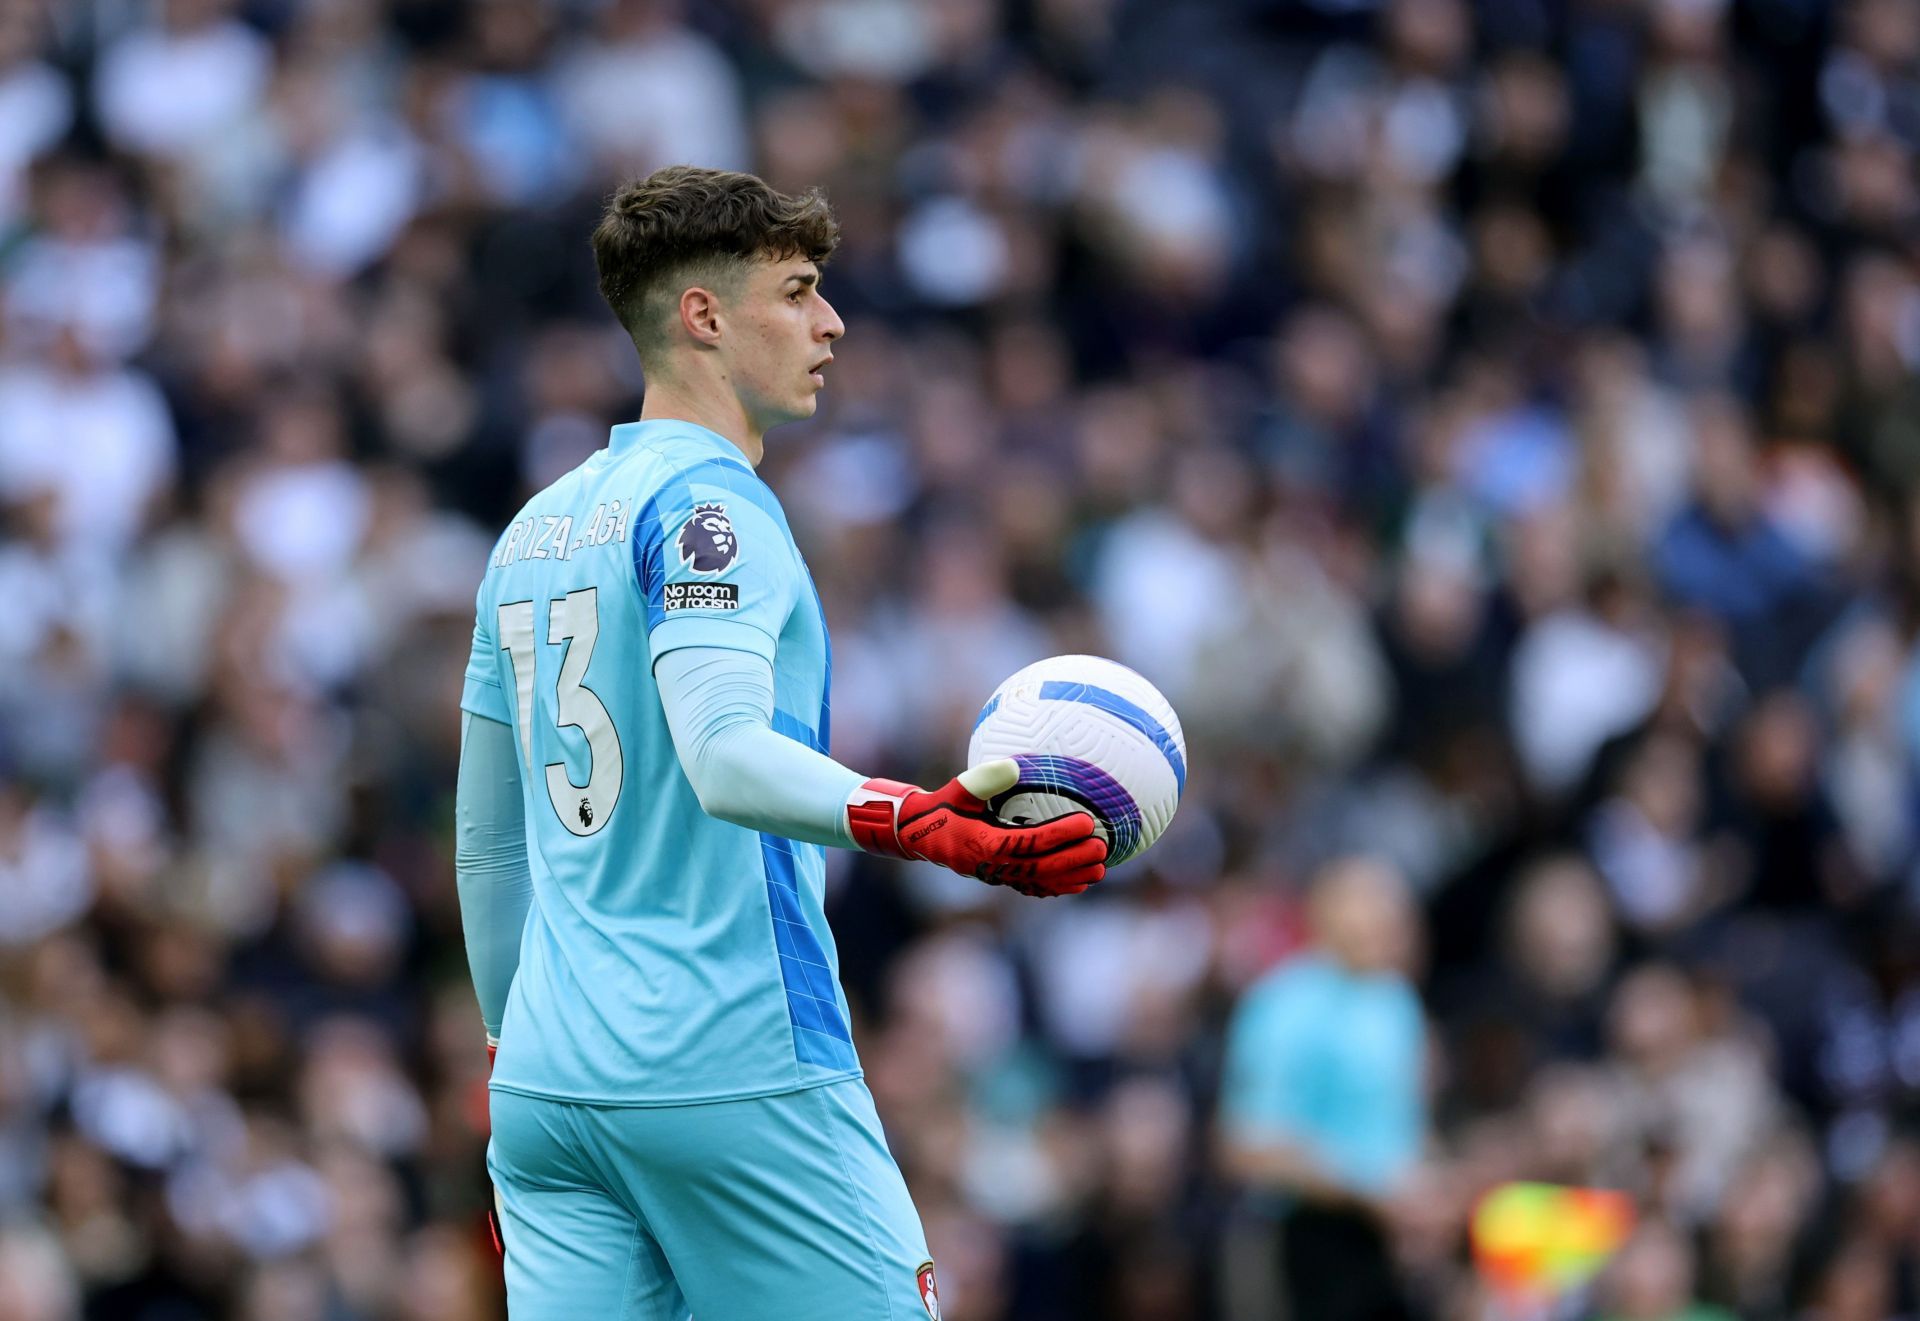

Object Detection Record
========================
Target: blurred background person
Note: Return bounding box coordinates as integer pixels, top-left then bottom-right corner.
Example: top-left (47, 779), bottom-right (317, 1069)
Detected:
top-left (1217, 857), bottom-right (1425, 1321)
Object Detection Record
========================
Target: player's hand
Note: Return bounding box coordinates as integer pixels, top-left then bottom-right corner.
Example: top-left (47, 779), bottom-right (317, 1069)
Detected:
top-left (845, 759), bottom-right (1107, 896)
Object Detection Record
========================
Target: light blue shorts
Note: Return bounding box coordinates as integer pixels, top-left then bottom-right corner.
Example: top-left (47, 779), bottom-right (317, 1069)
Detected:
top-left (487, 1079), bottom-right (939, 1321)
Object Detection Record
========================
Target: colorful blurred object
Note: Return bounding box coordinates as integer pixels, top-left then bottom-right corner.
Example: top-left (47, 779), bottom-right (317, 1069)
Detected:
top-left (1471, 1182), bottom-right (1637, 1303)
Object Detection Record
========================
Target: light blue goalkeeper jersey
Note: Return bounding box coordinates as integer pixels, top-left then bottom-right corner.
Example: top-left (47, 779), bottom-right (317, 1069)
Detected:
top-left (460, 420), bottom-right (858, 1105)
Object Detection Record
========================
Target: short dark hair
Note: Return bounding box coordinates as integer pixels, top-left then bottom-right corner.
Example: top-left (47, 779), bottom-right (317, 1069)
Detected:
top-left (590, 166), bottom-right (839, 355)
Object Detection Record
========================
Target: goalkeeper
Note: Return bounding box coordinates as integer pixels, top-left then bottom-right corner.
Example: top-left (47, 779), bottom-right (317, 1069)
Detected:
top-left (454, 166), bottom-right (1105, 1321)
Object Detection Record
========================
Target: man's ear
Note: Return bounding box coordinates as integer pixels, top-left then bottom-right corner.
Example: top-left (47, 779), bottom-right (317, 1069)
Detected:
top-left (679, 286), bottom-right (723, 347)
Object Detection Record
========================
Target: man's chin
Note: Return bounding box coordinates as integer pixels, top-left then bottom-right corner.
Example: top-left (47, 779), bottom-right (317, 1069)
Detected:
top-left (755, 394), bottom-right (819, 434)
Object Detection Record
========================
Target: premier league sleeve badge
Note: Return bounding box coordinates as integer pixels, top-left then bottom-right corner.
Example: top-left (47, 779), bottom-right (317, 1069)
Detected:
top-left (675, 502), bottom-right (739, 574)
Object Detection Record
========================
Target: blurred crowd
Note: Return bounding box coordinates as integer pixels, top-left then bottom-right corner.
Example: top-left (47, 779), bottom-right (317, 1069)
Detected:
top-left (5, 0), bottom-right (1920, 1318)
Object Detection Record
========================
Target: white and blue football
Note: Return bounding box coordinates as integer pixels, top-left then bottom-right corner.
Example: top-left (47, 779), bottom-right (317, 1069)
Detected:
top-left (967, 655), bottom-right (1187, 867)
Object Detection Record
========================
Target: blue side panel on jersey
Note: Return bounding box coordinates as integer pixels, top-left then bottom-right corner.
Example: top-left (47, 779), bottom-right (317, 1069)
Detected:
top-left (631, 483), bottom-right (679, 630)
top-left (758, 833), bottom-right (856, 1071)
top-left (632, 457), bottom-right (791, 631)
top-left (1037, 681), bottom-right (1187, 794)
top-left (771, 708), bottom-right (824, 755)
top-left (810, 582), bottom-right (832, 753)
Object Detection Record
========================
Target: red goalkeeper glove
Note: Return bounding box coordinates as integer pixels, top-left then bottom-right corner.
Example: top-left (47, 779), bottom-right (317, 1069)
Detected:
top-left (846, 758), bottom-right (1108, 896)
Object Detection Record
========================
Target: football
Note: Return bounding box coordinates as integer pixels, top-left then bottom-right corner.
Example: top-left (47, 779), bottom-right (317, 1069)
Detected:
top-left (968, 655), bottom-right (1187, 867)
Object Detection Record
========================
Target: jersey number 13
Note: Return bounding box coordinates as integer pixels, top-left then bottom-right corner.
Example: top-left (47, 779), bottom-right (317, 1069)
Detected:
top-left (498, 587), bottom-right (624, 836)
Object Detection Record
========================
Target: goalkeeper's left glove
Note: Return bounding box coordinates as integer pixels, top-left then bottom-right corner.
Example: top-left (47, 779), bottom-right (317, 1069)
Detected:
top-left (845, 758), bottom-right (1108, 896)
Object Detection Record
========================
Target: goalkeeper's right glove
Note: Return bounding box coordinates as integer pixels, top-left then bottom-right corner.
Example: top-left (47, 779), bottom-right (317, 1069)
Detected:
top-left (845, 758), bottom-right (1108, 896)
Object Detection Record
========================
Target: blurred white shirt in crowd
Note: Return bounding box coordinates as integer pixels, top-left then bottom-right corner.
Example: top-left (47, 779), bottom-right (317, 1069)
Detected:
top-left (94, 14), bottom-right (271, 160)
top-left (280, 122), bottom-right (425, 278)
top-left (0, 803), bottom-right (91, 948)
top-left (5, 233), bottom-right (160, 362)
top-left (1092, 509), bottom-right (1244, 702)
top-left (1511, 609), bottom-right (1664, 795)
top-left (233, 460), bottom-right (370, 584)
top-left (0, 361), bottom-right (176, 555)
top-left (232, 460), bottom-right (376, 689)
top-left (0, 56), bottom-right (71, 225)
top-left (1022, 895), bottom-right (1213, 1058)
top-left (555, 22), bottom-right (748, 173)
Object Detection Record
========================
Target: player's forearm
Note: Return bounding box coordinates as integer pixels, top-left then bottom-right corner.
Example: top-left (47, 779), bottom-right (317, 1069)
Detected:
top-left (454, 711), bottom-right (534, 1041)
top-left (655, 647), bottom-right (862, 847)
top-left (656, 649), bottom-right (1106, 893)
top-left (694, 720), bottom-right (864, 845)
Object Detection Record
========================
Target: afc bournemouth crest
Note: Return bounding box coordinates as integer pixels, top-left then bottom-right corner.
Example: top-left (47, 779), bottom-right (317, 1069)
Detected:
top-left (916, 1260), bottom-right (941, 1319)
top-left (676, 502), bottom-right (738, 573)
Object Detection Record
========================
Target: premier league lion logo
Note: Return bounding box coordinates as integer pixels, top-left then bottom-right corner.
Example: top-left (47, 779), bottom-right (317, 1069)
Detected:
top-left (676, 503), bottom-right (738, 574)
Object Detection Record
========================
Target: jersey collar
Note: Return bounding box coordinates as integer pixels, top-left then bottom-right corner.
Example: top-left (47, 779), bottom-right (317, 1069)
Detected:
top-left (607, 419), bottom-right (752, 466)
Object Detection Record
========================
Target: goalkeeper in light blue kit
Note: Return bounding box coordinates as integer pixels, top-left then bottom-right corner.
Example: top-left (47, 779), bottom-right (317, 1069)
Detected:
top-left (453, 166), bottom-right (1108, 1321)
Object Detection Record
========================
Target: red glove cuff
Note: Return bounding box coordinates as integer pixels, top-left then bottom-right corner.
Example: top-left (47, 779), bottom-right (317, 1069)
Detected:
top-left (846, 779), bottom-right (916, 858)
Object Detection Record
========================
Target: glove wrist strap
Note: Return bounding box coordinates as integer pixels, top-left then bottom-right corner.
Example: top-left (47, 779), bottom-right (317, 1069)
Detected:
top-left (846, 779), bottom-right (916, 858)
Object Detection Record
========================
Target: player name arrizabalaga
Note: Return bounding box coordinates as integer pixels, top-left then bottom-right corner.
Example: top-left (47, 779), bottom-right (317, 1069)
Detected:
top-left (492, 501), bottom-right (633, 568)
top-left (491, 500), bottom-right (742, 615)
